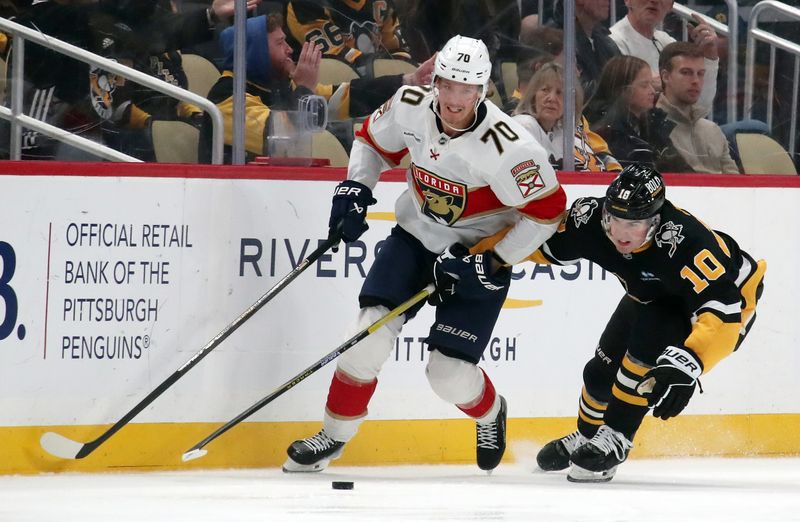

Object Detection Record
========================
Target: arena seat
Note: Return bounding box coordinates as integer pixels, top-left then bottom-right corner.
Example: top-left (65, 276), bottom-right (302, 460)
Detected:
top-left (152, 120), bottom-right (200, 164)
top-left (319, 58), bottom-right (359, 85)
top-left (312, 129), bottom-right (350, 167)
top-left (736, 133), bottom-right (797, 175)
top-left (372, 58), bottom-right (417, 78)
top-left (487, 80), bottom-right (503, 107)
top-left (501, 61), bottom-right (518, 98)
top-left (181, 53), bottom-right (221, 98)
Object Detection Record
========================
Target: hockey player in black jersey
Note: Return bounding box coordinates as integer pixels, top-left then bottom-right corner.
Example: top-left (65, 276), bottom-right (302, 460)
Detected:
top-left (477, 164), bottom-right (766, 482)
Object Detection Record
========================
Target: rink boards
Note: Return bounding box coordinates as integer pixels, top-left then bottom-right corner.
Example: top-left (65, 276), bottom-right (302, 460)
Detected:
top-left (1, 162), bottom-right (798, 474)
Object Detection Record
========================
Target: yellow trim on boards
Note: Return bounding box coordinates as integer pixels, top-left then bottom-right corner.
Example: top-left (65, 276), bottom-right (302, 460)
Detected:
top-left (4, 414), bottom-right (799, 476)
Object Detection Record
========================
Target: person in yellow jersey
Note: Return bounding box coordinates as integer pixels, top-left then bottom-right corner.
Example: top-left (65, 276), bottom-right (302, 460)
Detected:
top-left (201, 12), bottom-right (432, 163)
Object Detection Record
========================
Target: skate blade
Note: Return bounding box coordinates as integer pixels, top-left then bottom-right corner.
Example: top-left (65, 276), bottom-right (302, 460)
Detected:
top-left (281, 458), bottom-right (330, 473)
top-left (566, 464), bottom-right (617, 483)
top-left (282, 448), bottom-right (343, 473)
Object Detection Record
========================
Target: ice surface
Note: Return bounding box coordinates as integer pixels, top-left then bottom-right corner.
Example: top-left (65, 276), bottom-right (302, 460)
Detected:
top-left (1, 457), bottom-right (798, 522)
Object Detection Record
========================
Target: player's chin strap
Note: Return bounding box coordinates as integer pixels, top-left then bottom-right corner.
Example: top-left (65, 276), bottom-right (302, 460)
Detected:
top-left (431, 81), bottom-right (487, 134)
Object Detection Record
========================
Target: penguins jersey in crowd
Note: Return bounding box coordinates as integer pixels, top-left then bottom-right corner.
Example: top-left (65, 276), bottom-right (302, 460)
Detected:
top-left (350, 85), bottom-right (567, 264)
top-left (201, 15), bottom-right (405, 163)
top-left (286, 0), bottom-right (409, 66)
top-left (513, 114), bottom-right (622, 172)
top-left (529, 197), bottom-right (766, 372)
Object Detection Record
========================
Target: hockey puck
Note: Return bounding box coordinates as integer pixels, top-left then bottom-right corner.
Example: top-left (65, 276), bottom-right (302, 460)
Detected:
top-left (331, 481), bottom-right (354, 490)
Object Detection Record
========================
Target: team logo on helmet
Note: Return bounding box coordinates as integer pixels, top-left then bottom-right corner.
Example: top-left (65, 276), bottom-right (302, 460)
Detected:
top-left (571, 197), bottom-right (599, 228)
top-left (412, 164), bottom-right (466, 225)
top-left (511, 160), bottom-right (545, 198)
top-left (654, 221), bottom-right (684, 258)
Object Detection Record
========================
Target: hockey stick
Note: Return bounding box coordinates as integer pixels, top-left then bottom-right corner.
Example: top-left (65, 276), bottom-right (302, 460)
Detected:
top-left (40, 234), bottom-right (340, 460)
top-left (181, 283), bottom-right (435, 462)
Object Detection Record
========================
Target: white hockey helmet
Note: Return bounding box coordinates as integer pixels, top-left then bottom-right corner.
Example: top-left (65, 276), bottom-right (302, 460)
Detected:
top-left (433, 35), bottom-right (492, 103)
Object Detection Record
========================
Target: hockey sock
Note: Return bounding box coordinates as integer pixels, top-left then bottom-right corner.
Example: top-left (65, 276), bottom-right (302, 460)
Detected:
top-left (325, 369), bottom-right (378, 419)
top-left (457, 369), bottom-right (498, 422)
top-left (577, 387), bottom-right (606, 438)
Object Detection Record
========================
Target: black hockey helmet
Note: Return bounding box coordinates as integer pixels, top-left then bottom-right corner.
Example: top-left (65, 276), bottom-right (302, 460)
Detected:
top-left (604, 164), bottom-right (665, 220)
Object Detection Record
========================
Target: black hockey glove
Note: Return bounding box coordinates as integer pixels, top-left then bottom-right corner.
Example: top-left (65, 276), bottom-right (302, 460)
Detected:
top-left (636, 346), bottom-right (703, 420)
top-left (429, 243), bottom-right (469, 305)
top-left (429, 244), bottom-right (510, 305)
top-left (329, 180), bottom-right (377, 243)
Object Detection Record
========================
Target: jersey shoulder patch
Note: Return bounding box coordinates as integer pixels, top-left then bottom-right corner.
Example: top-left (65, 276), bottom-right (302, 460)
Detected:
top-left (653, 220), bottom-right (686, 258)
top-left (570, 197), bottom-right (601, 228)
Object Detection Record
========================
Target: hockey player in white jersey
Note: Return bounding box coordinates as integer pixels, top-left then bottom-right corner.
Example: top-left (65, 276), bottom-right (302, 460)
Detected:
top-left (284, 35), bottom-right (566, 473)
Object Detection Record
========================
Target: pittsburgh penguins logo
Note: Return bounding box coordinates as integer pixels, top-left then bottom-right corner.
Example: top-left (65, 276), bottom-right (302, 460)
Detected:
top-left (89, 65), bottom-right (120, 120)
top-left (349, 20), bottom-right (381, 53)
top-left (571, 197), bottom-right (599, 228)
top-left (412, 164), bottom-right (466, 225)
top-left (654, 221), bottom-right (685, 258)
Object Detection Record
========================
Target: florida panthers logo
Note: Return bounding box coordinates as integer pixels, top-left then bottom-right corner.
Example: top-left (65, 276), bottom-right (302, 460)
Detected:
top-left (412, 164), bottom-right (466, 225)
top-left (655, 221), bottom-right (685, 258)
top-left (571, 197), bottom-right (599, 228)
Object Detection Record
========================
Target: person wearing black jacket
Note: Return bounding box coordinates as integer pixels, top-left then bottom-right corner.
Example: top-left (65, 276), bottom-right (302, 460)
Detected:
top-left (546, 0), bottom-right (620, 99)
top-left (584, 55), bottom-right (692, 172)
top-left (7, 0), bottom-right (257, 161)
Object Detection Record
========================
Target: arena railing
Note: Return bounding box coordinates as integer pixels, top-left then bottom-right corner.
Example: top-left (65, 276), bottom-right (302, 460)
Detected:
top-left (744, 0), bottom-right (800, 159)
top-left (0, 16), bottom-right (224, 164)
top-left (558, 1), bottom-right (740, 171)
top-left (606, 1), bottom-right (739, 123)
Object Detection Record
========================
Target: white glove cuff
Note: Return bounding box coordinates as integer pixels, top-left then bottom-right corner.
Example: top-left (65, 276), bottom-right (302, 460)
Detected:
top-left (657, 346), bottom-right (703, 380)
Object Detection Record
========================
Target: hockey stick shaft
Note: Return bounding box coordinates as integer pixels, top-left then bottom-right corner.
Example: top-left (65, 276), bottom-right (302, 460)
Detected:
top-left (41, 234), bottom-right (339, 459)
top-left (182, 284), bottom-right (435, 461)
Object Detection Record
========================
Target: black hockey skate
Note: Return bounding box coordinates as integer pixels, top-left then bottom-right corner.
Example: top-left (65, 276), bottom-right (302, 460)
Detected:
top-left (476, 396), bottom-right (507, 472)
top-left (283, 430), bottom-right (345, 473)
top-left (567, 425), bottom-right (632, 483)
top-left (536, 430), bottom-right (588, 471)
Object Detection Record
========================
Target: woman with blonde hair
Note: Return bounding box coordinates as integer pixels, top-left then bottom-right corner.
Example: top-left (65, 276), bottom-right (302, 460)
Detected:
top-left (513, 62), bottom-right (620, 172)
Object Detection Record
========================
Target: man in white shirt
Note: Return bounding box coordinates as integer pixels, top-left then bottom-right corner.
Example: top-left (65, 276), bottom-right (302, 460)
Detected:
top-left (609, 0), bottom-right (719, 112)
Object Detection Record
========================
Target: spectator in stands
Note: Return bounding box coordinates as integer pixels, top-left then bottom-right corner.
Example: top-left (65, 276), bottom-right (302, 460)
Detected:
top-left (286, 0), bottom-right (411, 77)
top-left (102, 0), bottom-right (261, 159)
top-left (10, 0), bottom-right (147, 160)
top-left (201, 13), bottom-right (433, 163)
top-left (609, 0), bottom-right (719, 112)
top-left (504, 26), bottom-right (564, 113)
top-left (8, 0), bottom-right (256, 161)
top-left (584, 55), bottom-right (692, 172)
top-left (656, 42), bottom-right (738, 173)
top-left (545, 0), bottom-right (620, 98)
top-left (519, 0), bottom-right (556, 31)
top-left (395, 1), bottom-right (496, 64)
top-left (513, 62), bottom-right (620, 172)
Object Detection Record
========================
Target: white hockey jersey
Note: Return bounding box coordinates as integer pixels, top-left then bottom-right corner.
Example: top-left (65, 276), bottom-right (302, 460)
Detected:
top-left (348, 85), bottom-right (566, 264)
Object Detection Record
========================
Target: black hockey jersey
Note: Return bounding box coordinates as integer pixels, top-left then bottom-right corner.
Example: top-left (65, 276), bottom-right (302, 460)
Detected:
top-left (286, 0), bottom-right (409, 66)
top-left (527, 197), bottom-right (766, 372)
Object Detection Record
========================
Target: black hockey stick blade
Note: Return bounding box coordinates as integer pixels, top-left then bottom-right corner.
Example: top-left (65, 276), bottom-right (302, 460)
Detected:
top-left (40, 233), bottom-right (340, 460)
top-left (181, 284), bottom-right (435, 462)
